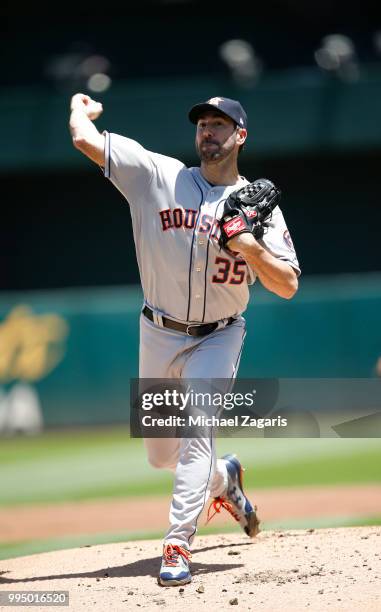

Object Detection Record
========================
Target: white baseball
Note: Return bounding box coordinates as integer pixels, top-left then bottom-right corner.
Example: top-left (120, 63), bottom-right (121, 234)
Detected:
top-left (86, 100), bottom-right (103, 120)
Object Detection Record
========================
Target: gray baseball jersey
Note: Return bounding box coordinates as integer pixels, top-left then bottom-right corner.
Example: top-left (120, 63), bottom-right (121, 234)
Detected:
top-left (103, 132), bottom-right (300, 324)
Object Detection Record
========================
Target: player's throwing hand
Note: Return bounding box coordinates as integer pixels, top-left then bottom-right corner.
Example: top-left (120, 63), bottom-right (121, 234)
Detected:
top-left (70, 93), bottom-right (103, 120)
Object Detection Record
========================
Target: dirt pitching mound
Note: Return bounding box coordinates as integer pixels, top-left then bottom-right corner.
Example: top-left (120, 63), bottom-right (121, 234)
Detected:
top-left (0, 527), bottom-right (380, 611)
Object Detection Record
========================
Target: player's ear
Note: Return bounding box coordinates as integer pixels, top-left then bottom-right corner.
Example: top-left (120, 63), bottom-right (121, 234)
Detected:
top-left (236, 127), bottom-right (247, 147)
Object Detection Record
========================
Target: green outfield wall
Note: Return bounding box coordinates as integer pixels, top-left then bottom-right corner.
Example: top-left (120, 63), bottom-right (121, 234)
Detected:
top-left (0, 273), bottom-right (380, 427)
top-left (2, 67), bottom-right (381, 171)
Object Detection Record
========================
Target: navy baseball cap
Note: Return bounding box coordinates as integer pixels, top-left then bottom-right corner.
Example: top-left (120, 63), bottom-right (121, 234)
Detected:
top-left (188, 96), bottom-right (247, 129)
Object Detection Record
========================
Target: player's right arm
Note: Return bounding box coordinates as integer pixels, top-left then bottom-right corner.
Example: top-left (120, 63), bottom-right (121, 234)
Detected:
top-left (69, 93), bottom-right (105, 166)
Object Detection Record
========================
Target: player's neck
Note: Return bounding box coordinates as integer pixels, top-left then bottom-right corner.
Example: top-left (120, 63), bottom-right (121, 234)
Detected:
top-left (200, 161), bottom-right (241, 187)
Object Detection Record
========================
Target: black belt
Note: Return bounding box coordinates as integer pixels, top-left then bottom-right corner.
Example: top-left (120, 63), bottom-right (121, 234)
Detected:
top-left (143, 306), bottom-right (235, 337)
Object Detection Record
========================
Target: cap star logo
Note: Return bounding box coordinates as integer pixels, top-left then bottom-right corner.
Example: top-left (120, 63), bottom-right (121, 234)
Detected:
top-left (208, 97), bottom-right (224, 106)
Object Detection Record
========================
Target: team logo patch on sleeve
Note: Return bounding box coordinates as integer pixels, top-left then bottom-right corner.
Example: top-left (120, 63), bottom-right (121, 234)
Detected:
top-left (283, 230), bottom-right (294, 250)
top-left (223, 217), bottom-right (246, 237)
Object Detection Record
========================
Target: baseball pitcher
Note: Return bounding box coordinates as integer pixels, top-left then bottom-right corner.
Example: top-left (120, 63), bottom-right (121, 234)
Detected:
top-left (69, 94), bottom-right (300, 586)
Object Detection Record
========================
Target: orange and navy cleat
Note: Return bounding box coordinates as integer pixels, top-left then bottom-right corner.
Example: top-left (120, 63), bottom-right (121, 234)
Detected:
top-left (207, 454), bottom-right (260, 538)
top-left (158, 543), bottom-right (192, 586)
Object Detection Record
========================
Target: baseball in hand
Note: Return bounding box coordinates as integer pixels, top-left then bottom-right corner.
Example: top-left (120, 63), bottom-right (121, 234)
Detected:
top-left (71, 93), bottom-right (103, 120)
top-left (84, 98), bottom-right (103, 120)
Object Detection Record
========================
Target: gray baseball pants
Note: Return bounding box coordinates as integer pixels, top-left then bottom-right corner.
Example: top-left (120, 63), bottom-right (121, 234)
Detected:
top-left (139, 312), bottom-right (246, 548)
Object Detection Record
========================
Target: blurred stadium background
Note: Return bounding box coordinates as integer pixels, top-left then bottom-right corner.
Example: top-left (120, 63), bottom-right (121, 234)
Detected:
top-left (1, 1), bottom-right (381, 560)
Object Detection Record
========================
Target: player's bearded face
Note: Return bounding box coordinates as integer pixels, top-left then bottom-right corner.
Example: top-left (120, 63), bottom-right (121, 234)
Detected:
top-left (195, 116), bottom-right (238, 163)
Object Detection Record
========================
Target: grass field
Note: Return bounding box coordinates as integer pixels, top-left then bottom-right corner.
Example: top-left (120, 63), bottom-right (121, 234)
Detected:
top-left (1, 427), bottom-right (380, 560)
top-left (1, 427), bottom-right (381, 506)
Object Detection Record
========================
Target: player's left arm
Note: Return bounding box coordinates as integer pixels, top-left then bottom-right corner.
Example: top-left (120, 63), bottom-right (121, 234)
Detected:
top-left (229, 233), bottom-right (298, 299)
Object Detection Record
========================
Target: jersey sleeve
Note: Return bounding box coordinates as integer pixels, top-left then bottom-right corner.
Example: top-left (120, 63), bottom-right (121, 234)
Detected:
top-left (102, 131), bottom-right (155, 204)
top-left (260, 207), bottom-right (301, 275)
